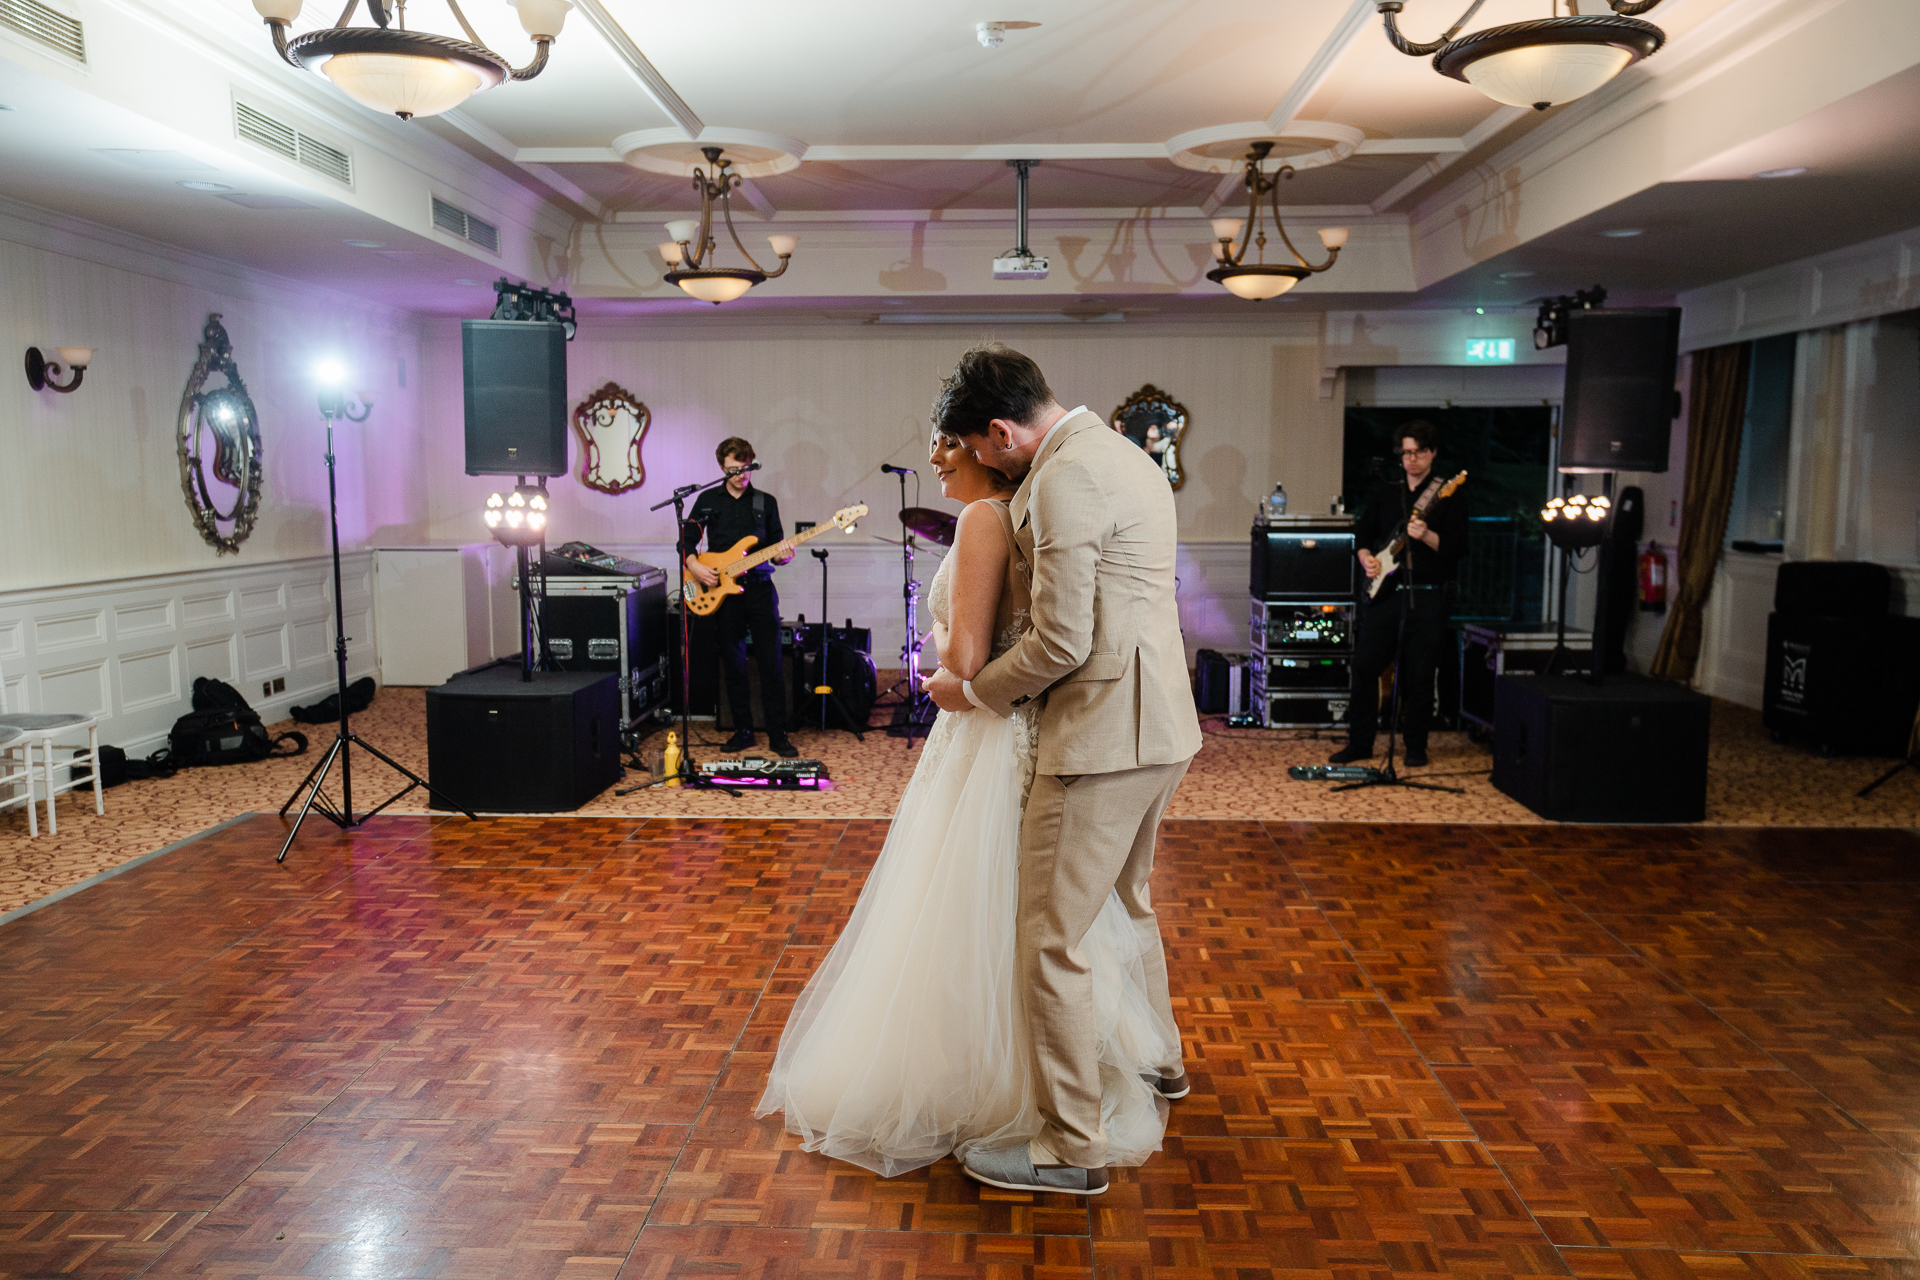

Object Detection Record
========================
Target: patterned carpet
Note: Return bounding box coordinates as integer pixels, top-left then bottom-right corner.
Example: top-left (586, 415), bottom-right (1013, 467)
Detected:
top-left (0, 686), bottom-right (1914, 917)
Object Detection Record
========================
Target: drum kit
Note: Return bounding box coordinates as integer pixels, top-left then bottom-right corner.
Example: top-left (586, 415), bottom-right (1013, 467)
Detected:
top-left (898, 506), bottom-right (957, 547)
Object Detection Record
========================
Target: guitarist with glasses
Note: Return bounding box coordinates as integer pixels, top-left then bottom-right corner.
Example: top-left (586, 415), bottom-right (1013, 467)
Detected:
top-left (682, 437), bottom-right (800, 759)
top-left (1329, 420), bottom-right (1467, 770)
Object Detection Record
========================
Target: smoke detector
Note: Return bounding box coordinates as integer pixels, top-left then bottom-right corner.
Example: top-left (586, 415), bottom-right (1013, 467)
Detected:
top-left (993, 160), bottom-right (1049, 280)
top-left (977, 22), bottom-right (1004, 47)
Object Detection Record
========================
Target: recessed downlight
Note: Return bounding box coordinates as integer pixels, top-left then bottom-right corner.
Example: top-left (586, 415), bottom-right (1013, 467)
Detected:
top-left (1602, 228), bottom-right (1644, 238)
top-left (454, 278), bottom-right (485, 286)
top-left (1754, 166), bottom-right (1809, 179)
top-left (1499, 270), bottom-right (1536, 279)
top-left (177, 180), bottom-right (234, 192)
top-left (343, 239), bottom-right (387, 248)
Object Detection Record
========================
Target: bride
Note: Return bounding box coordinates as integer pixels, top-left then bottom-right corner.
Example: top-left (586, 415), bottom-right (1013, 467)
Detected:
top-left (753, 429), bottom-right (1180, 1177)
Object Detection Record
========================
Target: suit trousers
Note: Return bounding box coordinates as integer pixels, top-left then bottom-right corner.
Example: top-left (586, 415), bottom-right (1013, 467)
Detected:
top-left (1346, 584), bottom-right (1450, 752)
top-left (1019, 755), bottom-right (1191, 1168)
top-left (715, 578), bottom-right (787, 736)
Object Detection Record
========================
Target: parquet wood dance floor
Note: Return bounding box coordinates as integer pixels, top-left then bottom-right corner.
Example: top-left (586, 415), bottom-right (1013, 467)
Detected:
top-left (1, 814), bottom-right (1917, 1279)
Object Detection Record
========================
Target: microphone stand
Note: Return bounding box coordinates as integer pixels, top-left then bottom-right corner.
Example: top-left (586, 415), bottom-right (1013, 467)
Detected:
top-left (616, 467), bottom-right (742, 796)
top-left (881, 466), bottom-right (934, 744)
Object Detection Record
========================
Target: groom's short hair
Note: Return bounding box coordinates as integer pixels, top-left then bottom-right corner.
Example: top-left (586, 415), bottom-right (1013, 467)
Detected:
top-left (932, 343), bottom-right (1056, 438)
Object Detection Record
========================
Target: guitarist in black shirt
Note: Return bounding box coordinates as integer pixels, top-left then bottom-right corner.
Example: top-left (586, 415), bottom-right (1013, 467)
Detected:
top-left (681, 437), bottom-right (799, 758)
top-left (1330, 420), bottom-right (1467, 769)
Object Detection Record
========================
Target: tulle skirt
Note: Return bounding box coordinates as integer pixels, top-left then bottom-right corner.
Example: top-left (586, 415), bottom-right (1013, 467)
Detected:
top-left (754, 705), bottom-right (1176, 1177)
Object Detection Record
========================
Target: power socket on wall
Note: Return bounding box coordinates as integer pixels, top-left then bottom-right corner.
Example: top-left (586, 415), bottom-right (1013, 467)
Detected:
top-left (261, 677), bottom-right (286, 698)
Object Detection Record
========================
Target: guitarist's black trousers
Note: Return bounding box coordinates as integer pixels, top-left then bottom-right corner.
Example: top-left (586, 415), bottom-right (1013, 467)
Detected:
top-left (716, 579), bottom-right (789, 737)
top-left (1346, 582), bottom-right (1450, 753)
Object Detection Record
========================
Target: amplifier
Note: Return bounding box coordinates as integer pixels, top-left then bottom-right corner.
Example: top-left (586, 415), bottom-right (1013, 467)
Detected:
top-left (793, 620), bottom-right (872, 654)
top-left (699, 757), bottom-right (831, 789)
top-left (1251, 690), bottom-right (1352, 729)
top-left (1265, 653), bottom-right (1350, 690)
top-left (1251, 603), bottom-right (1352, 650)
top-left (1250, 521), bottom-right (1357, 601)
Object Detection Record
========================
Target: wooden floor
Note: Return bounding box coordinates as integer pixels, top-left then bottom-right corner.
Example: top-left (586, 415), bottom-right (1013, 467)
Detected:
top-left (1, 815), bottom-right (1918, 1279)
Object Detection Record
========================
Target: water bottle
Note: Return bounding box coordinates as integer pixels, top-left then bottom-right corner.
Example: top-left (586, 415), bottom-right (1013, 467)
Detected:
top-left (1265, 484), bottom-right (1288, 522)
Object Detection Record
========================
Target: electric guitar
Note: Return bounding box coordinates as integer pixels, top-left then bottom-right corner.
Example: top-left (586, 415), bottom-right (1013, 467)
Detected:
top-left (683, 503), bottom-right (868, 616)
top-left (1365, 471), bottom-right (1466, 599)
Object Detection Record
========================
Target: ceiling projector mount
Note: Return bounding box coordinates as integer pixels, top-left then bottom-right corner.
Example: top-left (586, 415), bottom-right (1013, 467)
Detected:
top-left (994, 159), bottom-right (1049, 281)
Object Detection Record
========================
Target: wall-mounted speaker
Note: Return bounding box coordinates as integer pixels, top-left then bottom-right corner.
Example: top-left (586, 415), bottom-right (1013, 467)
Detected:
top-left (1561, 307), bottom-right (1683, 473)
top-left (462, 319), bottom-right (568, 476)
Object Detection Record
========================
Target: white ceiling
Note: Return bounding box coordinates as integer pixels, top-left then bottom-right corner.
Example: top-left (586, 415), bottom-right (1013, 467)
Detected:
top-left (0, 0), bottom-right (1915, 319)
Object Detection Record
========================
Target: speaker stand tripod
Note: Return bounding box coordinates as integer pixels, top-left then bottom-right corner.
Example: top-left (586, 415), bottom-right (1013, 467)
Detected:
top-left (278, 401), bottom-right (475, 862)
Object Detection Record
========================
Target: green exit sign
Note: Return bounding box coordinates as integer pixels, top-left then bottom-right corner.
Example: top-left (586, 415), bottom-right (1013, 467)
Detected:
top-left (1465, 338), bottom-right (1516, 364)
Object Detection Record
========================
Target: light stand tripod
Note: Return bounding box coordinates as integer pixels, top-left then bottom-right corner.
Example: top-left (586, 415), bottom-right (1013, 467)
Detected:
top-left (800, 547), bottom-right (867, 740)
top-left (880, 465), bottom-right (934, 744)
top-left (615, 469), bottom-right (741, 796)
top-left (278, 380), bottom-right (475, 862)
top-left (1334, 486), bottom-right (1461, 797)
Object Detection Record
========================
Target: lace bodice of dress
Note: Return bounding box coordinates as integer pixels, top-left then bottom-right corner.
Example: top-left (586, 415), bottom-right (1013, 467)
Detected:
top-left (928, 512), bottom-right (1030, 661)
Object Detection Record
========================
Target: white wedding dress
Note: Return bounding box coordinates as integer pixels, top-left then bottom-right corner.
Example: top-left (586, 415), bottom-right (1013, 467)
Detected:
top-left (754, 501), bottom-right (1177, 1177)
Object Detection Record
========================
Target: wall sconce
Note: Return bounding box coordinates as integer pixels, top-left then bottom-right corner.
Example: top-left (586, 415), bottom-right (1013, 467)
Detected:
top-left (25, 346), bottom-right (94, 393)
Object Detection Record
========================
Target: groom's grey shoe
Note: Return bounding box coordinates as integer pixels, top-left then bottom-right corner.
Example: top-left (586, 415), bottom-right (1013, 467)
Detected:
top-left (1145, 1070), bottom-right (1191, 1101)
top-left (962, 1143), bottom-right (1108, 1196)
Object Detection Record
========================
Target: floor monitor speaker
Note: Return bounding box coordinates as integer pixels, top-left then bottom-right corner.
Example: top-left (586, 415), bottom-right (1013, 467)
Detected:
top-left (1492, 673), bottom-right (1709, 822)
top-left (425, 667), bottom-right (620, 811)
top-left (463, 319), bottom-right (568, 476)
top-left (1561, 308), bottom-right (1682, 473)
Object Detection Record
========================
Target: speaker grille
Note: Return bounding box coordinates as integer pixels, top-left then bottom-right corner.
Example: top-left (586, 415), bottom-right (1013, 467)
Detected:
top-left (0, 0), bottom-right (85, 62)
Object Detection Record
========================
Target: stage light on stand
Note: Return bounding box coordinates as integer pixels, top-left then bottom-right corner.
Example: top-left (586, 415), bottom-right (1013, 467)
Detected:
top-left (1540, 492), bottom-right (1611, 549)
top-left (484, 485), bottom-right (549, 546)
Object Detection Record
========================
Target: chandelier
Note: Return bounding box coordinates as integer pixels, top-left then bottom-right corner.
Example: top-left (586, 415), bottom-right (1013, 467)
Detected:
top-left (1205, 142), bottom-right (1349, 301)
top-left (1376, 1), bottom-right (1665, 112)
top-left (660, 148), bottom-right (798, 305)
top-left (252, 0), bottom-right (572, 121)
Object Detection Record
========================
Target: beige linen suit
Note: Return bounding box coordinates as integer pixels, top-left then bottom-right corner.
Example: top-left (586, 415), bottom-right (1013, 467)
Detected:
top-left (970, 409), bottom-right (1203, 1168)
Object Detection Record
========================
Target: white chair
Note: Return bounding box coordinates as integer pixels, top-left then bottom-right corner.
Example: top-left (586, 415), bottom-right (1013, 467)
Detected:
top-left (0, 724), bottom-right (36, 836)
top-left (0, 668), bottom-right (104, 835)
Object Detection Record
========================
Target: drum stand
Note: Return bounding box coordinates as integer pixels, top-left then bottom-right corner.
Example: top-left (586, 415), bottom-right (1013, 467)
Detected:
top-left (798, 547), bottom-right (867, 741)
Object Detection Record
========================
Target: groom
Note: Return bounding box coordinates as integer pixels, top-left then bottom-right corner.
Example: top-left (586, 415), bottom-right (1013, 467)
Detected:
top-left (924, 343), bottom-right (1202, 1195)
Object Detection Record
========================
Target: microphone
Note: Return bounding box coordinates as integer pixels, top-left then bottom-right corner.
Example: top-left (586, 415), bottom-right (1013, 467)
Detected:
top-left (736, 461), bottom-right (762, 473)
top-left (881, 463), bottom-right (917, 475)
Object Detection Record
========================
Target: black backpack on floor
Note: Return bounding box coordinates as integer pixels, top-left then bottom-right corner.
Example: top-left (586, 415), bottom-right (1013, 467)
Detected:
top-left (167, 677), bottom-right (307, 767)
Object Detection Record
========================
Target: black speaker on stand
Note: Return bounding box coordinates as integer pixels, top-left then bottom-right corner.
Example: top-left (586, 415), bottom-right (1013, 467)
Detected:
top-left (463, 319), bottom-right (569, 477)
top-left (1561, 308), bottom-right (1683, 473)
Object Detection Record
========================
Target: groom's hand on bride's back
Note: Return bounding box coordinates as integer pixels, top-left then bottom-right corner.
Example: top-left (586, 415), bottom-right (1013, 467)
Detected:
top-left (923, 667), bottom-right (972, 712)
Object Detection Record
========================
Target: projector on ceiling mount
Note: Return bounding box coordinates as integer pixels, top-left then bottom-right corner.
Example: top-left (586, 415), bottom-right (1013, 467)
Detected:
top-left (994, 159), bottom-right (1048, 281)
top-left (994, 253), bottom-right (1049, 280)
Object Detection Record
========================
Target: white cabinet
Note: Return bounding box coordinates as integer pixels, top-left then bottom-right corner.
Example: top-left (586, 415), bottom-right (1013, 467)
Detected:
top-left (372, 546), bottom-right (512, 686)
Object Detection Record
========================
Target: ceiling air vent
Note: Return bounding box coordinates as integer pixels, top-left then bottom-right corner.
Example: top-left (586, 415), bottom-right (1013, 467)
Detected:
top-left (0, 0), bottom-right (86, 62)
top-left (431, 196), bottom-right (499, 253)
top-left (233, 100), bottom-right (354, 187)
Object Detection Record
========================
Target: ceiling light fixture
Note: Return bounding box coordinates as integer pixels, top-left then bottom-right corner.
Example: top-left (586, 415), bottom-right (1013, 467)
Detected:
top-left (1754, 166), bottom-right (1809, 179)
top-left (659, 147), bottom-right (797, 305)
top-left (1377, 0), bottom-right (1665, 112)
top-left (252, 0), bottom-right (571, 121)
top-left (1204, 141), bottom-right (1348, 301)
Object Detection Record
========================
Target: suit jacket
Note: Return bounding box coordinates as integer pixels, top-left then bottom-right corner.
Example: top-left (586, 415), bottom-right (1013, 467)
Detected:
top-left (969, 409), bottom-right (1203, 775)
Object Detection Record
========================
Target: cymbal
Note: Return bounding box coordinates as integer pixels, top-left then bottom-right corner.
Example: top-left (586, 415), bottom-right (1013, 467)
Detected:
top-left (899, 506), bottom-right (957, 546)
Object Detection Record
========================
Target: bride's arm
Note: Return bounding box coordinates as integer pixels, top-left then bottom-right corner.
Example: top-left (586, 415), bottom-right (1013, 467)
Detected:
top-left (939, 502), bottom-right (1011, 681)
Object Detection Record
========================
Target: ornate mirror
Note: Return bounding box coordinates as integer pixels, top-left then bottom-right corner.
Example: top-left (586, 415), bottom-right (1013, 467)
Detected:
top-left (573, 381), bottom-right (651, 494)
top-left (176, 314), bottom-right (263, 554)
top-left (1113, 384), bottom-right (1189, 489)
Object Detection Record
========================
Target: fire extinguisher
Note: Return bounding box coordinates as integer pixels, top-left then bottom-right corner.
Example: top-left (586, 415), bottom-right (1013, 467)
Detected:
top-left (1638, 541), bottom-right (1668, 612)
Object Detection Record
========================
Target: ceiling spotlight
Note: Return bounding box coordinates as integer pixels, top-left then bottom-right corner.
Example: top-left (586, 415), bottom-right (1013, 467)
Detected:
top-left (662, 147), bottom-right (798, 305)
top-left (177, 180), bottom-right (234, 192)
top-left (1205, 141), bottom-right (1348, 301)
top-left (253, 0), bottom-right (572, 121)
top-left (1754, 166), bottom-right (1809, 179)
top-left (1377, 0), bottom-right (1665, 112)
top-left (1602, 228), bottom-right (1644, 238)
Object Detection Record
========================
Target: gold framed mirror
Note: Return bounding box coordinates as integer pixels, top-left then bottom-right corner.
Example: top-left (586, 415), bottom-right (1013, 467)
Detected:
top-left (1113, 384), bottom-right (1188, 489)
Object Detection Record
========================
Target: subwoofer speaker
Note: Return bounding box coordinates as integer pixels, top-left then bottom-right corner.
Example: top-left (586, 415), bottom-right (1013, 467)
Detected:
top-left (463, 319), bottom-right (568, 476)
top-left (425, 667), bottom-right (620, 811)
top-left (1561, 308), bottom-right (1683, 473)
top-left (1492, 673), bottom-right (1710, 822)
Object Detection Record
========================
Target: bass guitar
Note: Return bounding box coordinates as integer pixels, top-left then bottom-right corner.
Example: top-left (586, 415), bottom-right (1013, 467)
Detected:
top-left (683, 503), bottom-right (868, 616)
top-left (1365, 471), bottom-right (1467, 599)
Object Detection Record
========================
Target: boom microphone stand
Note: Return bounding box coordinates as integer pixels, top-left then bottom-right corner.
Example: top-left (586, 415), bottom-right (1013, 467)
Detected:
top-left (278, 378), bottom-right (475, 862)
top-left (616, 467), bottom-right (741, 795)
top-left (880, 463), bottom-right (934, 744)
